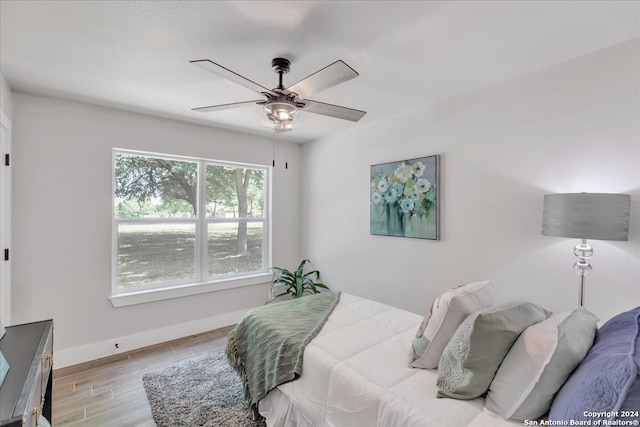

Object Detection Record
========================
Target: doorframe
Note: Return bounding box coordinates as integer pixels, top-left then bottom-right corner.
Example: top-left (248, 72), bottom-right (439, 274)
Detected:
top-left (0, 110), bottom-right (12, 325)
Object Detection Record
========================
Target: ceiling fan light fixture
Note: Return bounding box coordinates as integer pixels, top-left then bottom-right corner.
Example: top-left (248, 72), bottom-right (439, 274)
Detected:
top-left (261, 115), bottom-right (299, 131)
top-left (262, 100), bottom-right (299, 131)
top-left (264, 101), bottom-right (297, 121)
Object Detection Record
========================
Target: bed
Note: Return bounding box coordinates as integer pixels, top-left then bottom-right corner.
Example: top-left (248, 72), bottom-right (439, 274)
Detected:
top-left (258, 293), bottom-right (519, 427)
top-left (228, 289), bottom-right (639, 427)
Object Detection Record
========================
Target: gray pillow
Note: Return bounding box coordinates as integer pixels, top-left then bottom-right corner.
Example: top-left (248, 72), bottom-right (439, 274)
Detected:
top-left (485, 307), bottom-right (598, 420)
top-left (436, 302), bottom-right (551, 400)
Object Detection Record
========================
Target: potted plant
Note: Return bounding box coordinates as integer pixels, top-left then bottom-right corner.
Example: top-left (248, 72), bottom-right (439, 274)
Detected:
top-left (267, 259), bottom-right (330, 302)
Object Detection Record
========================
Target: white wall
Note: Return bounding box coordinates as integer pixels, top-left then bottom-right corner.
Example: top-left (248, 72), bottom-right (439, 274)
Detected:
top-left (301, 39), bottom-right (640, 323)
top-left (11, 93), bottom-right (302, 365)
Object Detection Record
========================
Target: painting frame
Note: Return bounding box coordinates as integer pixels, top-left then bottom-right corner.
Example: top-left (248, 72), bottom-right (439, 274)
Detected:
top-left (370, 154), bottom-right (440, 240)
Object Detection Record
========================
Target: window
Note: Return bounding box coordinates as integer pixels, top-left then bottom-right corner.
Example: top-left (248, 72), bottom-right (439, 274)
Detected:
top-left (112, 150), bottom-right (269, 302)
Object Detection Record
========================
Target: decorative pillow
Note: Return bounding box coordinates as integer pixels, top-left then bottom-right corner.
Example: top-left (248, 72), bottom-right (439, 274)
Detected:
top-left (485, 307), bottom-right (598, 420)
top-left (436, 302), bottom-right (551, 400)
top-left (409, 280), bottom-right (494, 369)
top-left (548, 307), bottom-right (640, 423)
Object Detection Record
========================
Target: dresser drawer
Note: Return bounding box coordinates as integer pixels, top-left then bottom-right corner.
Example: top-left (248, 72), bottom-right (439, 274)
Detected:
top-left (20, 361), bottom-right (43, 427)
top-left (40, 325), bottom-right (53, 406)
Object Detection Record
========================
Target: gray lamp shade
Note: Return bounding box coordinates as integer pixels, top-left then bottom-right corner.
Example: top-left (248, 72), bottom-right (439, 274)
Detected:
top-left (542, 193), bottom-right (631, 241)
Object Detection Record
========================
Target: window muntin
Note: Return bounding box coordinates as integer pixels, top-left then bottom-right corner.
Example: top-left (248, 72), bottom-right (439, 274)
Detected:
top-left (112, 150), bottom-right (269, 294)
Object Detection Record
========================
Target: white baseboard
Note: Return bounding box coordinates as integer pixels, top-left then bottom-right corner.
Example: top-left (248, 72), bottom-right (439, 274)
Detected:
top-left (54, 308), bottom-right (249, 369)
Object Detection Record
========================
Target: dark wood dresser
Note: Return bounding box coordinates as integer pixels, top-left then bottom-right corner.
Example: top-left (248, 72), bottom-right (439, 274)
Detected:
top-left (0, 320), bottom-right (53, 427)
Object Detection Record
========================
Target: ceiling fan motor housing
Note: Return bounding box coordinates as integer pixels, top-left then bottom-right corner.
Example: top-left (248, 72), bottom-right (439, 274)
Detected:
top-left (271, 57), bottom-right (291, 74)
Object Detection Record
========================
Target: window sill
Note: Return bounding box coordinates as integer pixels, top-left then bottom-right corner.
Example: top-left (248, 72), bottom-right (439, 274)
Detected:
top-left (109, 273), bottom-right (271, 308)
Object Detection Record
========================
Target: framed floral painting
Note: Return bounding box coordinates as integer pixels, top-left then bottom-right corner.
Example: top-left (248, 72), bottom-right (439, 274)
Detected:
top-left (370, 155), bottom-right (440, 240)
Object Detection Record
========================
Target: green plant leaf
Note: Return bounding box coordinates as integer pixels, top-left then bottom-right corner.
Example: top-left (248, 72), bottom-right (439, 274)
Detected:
top-left (275, 270), bottom-right (294, 279)
top-left (295, 259), bottom-right (309, 276)
top-left (295, 276), bottom-right (304, 297)
top-left (271, 282), bottom-right (291, 288)
top-left (265, 292), bottom-right (290, 303)
top-left (303, 270), bottom-right (320, 279)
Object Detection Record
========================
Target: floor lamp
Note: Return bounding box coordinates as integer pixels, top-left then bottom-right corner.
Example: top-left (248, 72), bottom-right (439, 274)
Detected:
top-left (542, 193), bottom-right (631, 306)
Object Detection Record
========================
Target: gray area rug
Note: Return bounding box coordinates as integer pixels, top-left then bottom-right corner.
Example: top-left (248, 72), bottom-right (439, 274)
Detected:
top-left (143, 352), bottom-right (266, 427)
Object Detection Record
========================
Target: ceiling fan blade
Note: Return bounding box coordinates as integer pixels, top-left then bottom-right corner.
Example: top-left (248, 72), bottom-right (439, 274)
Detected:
top-left (301, 99), bottom-right (367, 122)
top-left (190, 59), bottom-right (276, 95)
top-left (286, 60), bottom-right (359, 100)
top-left (191, 100), bottom-right (263, 113)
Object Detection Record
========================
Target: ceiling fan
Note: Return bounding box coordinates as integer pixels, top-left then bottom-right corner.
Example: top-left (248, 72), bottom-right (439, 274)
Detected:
top-left (190, 57), bottom-right (367, 133)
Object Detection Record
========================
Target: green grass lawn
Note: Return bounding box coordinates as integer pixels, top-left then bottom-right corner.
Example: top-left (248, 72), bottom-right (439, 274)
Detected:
top-left (117, 223), bottom-right (263, 287)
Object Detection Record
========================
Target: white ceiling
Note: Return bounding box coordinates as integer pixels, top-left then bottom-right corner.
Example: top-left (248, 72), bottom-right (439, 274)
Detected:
top-left (1, 1), bottom-right (638, 143)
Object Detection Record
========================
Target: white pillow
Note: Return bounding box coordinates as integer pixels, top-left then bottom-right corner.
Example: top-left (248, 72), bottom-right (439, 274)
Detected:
top-left (409, 280), bottom-right (493, 369)
top-left (485, 307), bottom-right (598, 420)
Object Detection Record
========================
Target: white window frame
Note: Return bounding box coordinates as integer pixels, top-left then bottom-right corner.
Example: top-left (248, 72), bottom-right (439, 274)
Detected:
top-left (110, 149), bottom-right (271, 307)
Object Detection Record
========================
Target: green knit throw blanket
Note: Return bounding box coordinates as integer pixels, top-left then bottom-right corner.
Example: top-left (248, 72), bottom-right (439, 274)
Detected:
top-left (225, 291), bottom-right (341, 420)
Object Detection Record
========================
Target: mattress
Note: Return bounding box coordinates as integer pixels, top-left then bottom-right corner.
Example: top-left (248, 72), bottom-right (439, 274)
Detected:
top-left (259, 293), bottom-right (521, 427)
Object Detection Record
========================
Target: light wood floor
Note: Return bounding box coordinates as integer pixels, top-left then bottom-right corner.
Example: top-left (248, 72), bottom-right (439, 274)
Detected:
top-left (52, 325), bottom-right (234, 427)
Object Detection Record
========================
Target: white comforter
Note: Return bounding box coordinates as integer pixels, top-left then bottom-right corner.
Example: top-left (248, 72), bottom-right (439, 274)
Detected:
top-left (259, 293), bottom-right (520, 427)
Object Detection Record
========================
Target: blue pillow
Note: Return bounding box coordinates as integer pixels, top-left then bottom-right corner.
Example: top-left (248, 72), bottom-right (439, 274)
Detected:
top-left (548, 307), bottom-right (640, 422)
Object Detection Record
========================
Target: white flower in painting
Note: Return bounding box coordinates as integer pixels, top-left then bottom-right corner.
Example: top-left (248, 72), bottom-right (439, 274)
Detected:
top-left (412, 161), bottom-right (425, 177)
top-left (409, 189), bottom-right (420, 201)
top-left (400, 197), bottom-right (415, 213)
top-left (415, 178), bottom-right (431, 193)
top-left (377, 179), bottom-right (389, 192)
top-left (395, 164), bottom-right (413, 182)
top-left (371, 192), bottom-right (382, 204)
top-left (384, 187), bottom-right (399, 203)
